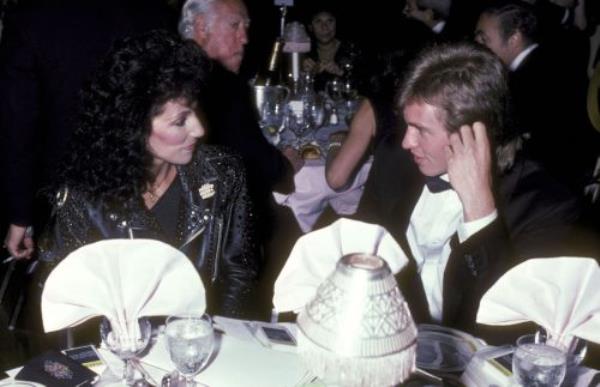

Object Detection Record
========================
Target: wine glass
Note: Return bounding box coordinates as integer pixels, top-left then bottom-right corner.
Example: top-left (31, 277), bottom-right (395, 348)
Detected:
top-left (325, 78), bottom-right (343, 104)
top-left (99, 317), bottom-right (151, 386)
top-left (307, 95), bottom-right (325, 129)
top-left (512, 334), bottom-right (567, 387)
top-left (260, 101), bottom-right (285, 143)
top-left (165, 314), bottom-right (215, 387)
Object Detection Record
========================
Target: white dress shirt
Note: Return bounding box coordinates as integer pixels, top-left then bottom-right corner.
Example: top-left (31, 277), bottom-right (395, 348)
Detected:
top-left (432, 20), bottom-right (446, 34)
top-left (405, 175), bottom-right (497, 322)
top-left (509, 43), bottom-right (539, 71)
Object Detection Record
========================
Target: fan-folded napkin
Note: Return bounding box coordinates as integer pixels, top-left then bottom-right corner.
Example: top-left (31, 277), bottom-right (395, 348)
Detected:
top-left (273, 218), bottom-right (408, 313)
top-left (42, 239), bottom-right (206, 346)
top-left (476, 257), bottom-right (600, 349)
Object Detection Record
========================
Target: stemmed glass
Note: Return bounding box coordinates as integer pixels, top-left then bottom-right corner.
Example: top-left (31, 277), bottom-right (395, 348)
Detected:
top-left (285, 105), bottom-right (311, 145)
top-left (260, 101), bottom-right (285, 145)
top-left (165, 314), bottom-right (215, 387)
top-left (325, 78), bottom-right (343, 104)
top-left (307, 95), bottom-right (325, 129)
top-left (99, 317), bottom-right (151, 386)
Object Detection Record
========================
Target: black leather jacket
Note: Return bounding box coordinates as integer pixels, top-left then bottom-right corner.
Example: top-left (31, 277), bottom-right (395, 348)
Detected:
top-left (38, 145), bottom-right (260, 318)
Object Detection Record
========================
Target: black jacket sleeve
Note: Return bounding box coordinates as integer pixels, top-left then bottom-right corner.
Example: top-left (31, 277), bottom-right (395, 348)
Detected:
top-left (214, 156), bottom-right (261, 318)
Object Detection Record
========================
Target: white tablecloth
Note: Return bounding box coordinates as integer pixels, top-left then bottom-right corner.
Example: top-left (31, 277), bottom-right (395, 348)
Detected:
top-left (273, 158), bottom-right (372, 233)
top-left (3, 319), bottom-right (598, 387)
top-left (3, 318), bottom-right (311, 387)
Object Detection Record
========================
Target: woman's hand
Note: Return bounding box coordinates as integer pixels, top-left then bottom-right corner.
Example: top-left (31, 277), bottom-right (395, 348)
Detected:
top-left (4, 224), bottom-right (34, 259)
top-left (318, 61), bottom-right (343, 76)
top-left (302, 58), bottom-right (318, 74)
top-left (282, 146), bottom-right (304, 172)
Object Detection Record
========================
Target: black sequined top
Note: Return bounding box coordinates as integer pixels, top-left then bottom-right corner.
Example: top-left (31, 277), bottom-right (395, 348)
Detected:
top-left (38, 145), bottom-right (261, 318)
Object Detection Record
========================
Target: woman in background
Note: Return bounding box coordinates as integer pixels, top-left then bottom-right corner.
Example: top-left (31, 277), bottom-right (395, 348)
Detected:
top-left (302, 6), bottom-right (360, 91)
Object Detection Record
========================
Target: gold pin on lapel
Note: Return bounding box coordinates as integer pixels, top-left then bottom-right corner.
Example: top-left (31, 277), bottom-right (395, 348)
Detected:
top-left (199, 183), bottom-right (215, 199)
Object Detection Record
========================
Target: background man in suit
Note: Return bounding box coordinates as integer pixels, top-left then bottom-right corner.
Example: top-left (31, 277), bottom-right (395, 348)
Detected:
top-left (178, 0), bottom-right (303, 319)
top-left (357, 42), bottom-right (580, 334)
top-left (475, 0), bottom-right (597, 192)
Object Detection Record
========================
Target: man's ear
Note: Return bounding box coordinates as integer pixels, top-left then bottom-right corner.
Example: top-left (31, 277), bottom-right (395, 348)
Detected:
top-left (507, 30), bottom-right (522, 51)
top-left (192, 15), bottom-right (209, 44)
top-left (424, 8), bottom-right (435, 23)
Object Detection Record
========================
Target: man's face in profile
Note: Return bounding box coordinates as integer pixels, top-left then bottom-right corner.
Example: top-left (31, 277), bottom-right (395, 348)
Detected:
top-left (194, 0), bottom-right (249, 73)
top-left (475, 13), bottom-right (514, 66)
top-left (401, 100), bottom-right (451, 177)
top-left (403, 0), bottom-right (431, 25)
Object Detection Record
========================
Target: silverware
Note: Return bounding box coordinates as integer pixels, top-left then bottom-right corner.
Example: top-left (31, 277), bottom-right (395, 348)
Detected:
top-left (131, 358), bottom-right (158, 386)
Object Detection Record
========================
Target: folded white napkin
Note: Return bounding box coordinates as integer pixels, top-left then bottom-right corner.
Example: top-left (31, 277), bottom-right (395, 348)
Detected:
top-left (476, 257), bottom-right (600, 349)
top-left (273, 218), bottom-right (408, 313)
top-left (41, 239), bottom-right (206, 345)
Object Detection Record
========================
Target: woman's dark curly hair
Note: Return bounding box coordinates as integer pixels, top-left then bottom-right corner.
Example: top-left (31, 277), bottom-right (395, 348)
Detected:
top-left (55, 29), bottom-right (209, 208)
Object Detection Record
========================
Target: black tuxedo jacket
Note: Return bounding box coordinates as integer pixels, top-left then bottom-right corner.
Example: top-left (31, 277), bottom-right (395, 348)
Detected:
top-left (509, 44), bottom-right (597, 191)
top-left (356, 135), bottom-right (581, 333)
top-left (201, 61), bottom-right (294, 242)
top-left (0, 0), bottom-right (175, 227)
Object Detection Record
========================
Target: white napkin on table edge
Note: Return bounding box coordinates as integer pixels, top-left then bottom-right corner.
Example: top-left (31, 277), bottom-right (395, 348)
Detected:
top-left (476, 256), bottom-right (600, 349)
top-left (41, 239), bottom-right (206, 346)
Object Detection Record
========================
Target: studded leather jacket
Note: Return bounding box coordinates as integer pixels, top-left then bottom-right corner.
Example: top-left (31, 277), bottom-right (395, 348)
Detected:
top-left (38, 145), bottom-right (260, 318)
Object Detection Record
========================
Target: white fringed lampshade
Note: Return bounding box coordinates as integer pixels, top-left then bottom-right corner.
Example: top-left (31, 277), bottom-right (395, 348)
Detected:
top-left (297, 254), bottom-right (417, 387)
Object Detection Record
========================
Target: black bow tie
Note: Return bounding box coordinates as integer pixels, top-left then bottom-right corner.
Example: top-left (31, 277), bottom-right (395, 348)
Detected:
top-left (425, 176), bottom-right (452, 193)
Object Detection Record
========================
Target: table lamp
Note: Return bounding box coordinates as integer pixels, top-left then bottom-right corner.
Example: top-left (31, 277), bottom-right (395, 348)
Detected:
top-left (297, 253), bottom-right (417, 387)
top-left (282, 21), bottom-right (310, 82)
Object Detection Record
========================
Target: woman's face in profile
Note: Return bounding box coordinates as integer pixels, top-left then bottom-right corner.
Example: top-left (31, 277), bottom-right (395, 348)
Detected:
top-left (147, 99), bottom-right (205, 166)
top-left (311, 12), bottom-right (336, 44)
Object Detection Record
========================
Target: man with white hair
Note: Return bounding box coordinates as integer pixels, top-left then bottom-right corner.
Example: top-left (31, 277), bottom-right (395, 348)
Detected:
top-left (179, 0), bottom-right (302, 318)
top-left (179, 0), bottom-right (249, 74)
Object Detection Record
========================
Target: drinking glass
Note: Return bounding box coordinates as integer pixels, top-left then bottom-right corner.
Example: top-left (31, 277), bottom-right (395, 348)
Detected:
top-left (512, 334), bottom-right (567, 387)
top-left (307, 96), bottom-right (325, 129)
top-left (325, 78), bottom-right (343, 103)
top-left (260, 101), bottom-right (285, 141)
top-left (165, 314), bottom-right (215, 387)
top-left (99, 317), bottom-right (151, 386)
top-left (535, 326), bottom-right (587, 384)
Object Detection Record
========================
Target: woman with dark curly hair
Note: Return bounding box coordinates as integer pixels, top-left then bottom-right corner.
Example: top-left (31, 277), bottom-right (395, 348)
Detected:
top-left (37, 30), bottom-right (260, 318)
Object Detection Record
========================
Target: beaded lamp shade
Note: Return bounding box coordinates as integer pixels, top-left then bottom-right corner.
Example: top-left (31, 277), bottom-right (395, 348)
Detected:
top-left (297, 253), bottom-right (417, 387)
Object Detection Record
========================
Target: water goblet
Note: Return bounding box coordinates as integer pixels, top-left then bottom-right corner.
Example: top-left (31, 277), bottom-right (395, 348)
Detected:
top-left (165, 314), bottom-right (215, 387)
top-left (512, 334), bottom-right (567, 387)
top-left (99, 317), bottom-right (152, 386)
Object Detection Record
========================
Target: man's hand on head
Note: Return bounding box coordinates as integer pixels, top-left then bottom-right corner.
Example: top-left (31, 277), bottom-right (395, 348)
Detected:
top-left (446, 122), bottom-right (496, 222)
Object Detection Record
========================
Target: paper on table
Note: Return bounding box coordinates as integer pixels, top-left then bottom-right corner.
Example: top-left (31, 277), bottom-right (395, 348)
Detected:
top-left (476, 257), bottom-right (600, 349)
top-left (273, 218), bottom-right (408, 313)
top-left (141, 327), bottom-right (308, 387)
top-left (41, 239), bottom-right (206, 347)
